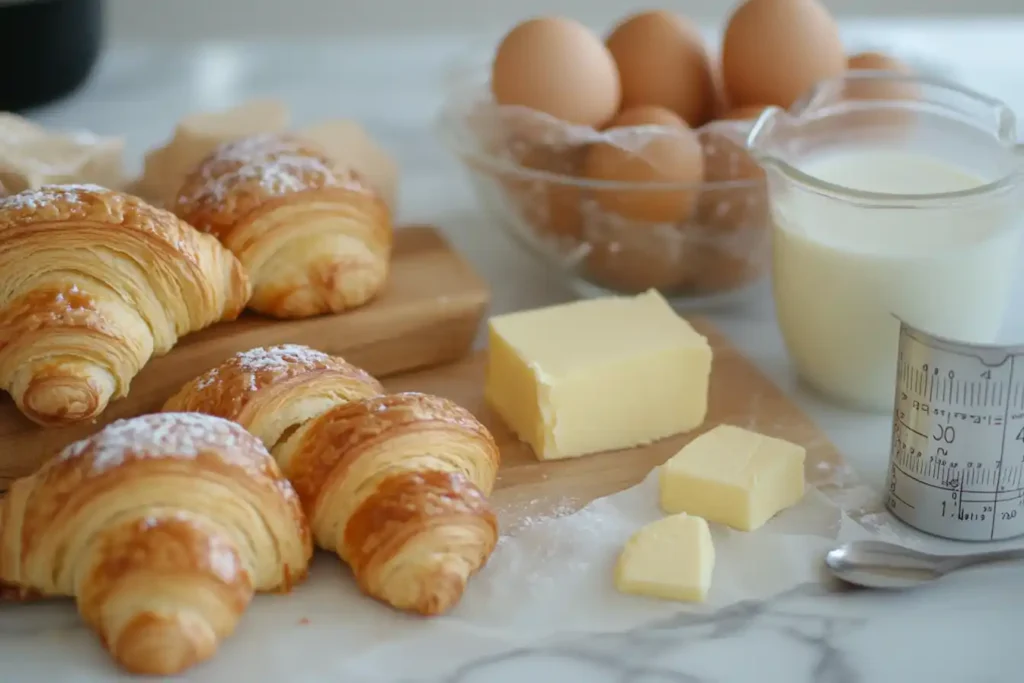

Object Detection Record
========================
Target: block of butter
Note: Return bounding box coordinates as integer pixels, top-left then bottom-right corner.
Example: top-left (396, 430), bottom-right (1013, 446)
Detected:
top-left (485, 289), bottom-right (712, 461)
top-left (615, 513), bottom-right (715, 603)
top-left (660, 424), bottom-right (806, 531)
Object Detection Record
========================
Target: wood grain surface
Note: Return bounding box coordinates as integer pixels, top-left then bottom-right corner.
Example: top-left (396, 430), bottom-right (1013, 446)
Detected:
top-left (384, 318), bottom-right (846, 524)
top-left (0, 225), bottom-right (489, 489)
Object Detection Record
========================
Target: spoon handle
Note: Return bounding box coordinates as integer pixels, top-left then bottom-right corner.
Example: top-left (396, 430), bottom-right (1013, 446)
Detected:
top-left (940, 547), bottom-right (1024, 573)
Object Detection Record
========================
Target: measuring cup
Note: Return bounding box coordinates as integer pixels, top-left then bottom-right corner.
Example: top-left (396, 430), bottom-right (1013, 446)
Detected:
top-left (747, 73), bottom-right (1024, 413)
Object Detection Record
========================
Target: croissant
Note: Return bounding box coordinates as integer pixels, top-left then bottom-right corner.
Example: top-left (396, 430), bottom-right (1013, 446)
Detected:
top-left (166, 345), bottom-right (501, 616)
top-left (163, 343), bottom-right (385, 450)
top-left (0, 184), bottom-right (251, 426)
top-left (171, 134), bottom-right (393, 319)
top-left (0, 412), bottom-right (312, 676)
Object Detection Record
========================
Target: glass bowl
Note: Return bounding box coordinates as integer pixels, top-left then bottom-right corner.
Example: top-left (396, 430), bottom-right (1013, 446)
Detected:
top-left (435, 56), bottom-right (770, 309)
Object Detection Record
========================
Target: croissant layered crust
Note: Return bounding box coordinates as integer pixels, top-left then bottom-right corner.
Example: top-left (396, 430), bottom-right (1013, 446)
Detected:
top-left (276, 391), bottom-right (500, 616)
top-left (0, 412), bottom-right (312, 676)
top-left (172, 134), bottom-right (393, 319)
top-left (168, 346), bottom-right (501, 615)
top-left (163, 343), bottom-right (385, 450)
top-left (0, 184), bottom-right (251, 426)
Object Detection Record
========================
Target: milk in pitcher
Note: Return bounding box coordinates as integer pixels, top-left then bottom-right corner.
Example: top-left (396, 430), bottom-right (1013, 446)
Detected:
top-left (772, 147), bottom-right (1020, 411)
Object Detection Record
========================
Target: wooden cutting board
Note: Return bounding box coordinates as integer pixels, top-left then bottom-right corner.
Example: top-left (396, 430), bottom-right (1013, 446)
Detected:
top-left (384, 318), bottom-right (846, 525)
top-left (0, 225), bottom-right (489, 490)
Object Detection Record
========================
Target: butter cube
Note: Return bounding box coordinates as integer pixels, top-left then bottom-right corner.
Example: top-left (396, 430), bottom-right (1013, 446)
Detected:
top-left (485, 290), bottom-right (712, 461)
top-left (660, 424), bottom-right (806, 531)
top-left (615, 513), bottom-right (715, 602)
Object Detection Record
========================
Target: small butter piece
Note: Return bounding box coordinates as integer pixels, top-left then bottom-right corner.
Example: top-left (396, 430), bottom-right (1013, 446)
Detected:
top-left (485, 289), bottom-right (712, 461)
top-left (660, 424), bottom-right (806, 531)
top-left (615, 513), bottom-right (715, 602)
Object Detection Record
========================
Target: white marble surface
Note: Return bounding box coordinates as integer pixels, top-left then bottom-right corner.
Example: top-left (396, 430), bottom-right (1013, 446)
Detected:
top-left (7, 17), bottom-right (1024, 683)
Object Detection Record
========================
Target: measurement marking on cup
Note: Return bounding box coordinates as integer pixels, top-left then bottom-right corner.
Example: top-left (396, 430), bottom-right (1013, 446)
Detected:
top-left (990, 357), bottom-right (1014, 538)
top-left (887, 322), bottom-right (1024, 542)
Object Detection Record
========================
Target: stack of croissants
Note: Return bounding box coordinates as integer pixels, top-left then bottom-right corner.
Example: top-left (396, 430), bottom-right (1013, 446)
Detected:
top-left (0, 134), bottom-right (502, 676)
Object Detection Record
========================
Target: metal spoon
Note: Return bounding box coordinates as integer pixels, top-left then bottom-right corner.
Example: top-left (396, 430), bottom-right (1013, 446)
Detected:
top-left (825, 540), bottom-right (1024, 589)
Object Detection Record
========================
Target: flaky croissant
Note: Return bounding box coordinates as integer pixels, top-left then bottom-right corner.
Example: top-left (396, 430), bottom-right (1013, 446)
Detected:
top-left (171, 134), bottom-right (393, 319)
top-left (166, 345), bottom-right (500, 616)
top-left (0, 184), bottom-right (251, 427)
top-left (163, 343), bottom-right (385, 450)
top-left (0, 412), bottom-right (312, 676)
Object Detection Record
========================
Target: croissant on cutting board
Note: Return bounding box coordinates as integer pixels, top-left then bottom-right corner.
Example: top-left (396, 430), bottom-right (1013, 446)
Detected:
top-left (171, 134), bottom-right (393, 319)
top-left (0, 184), bottom-right (251, 427)
top-left (0, 412), bottom-right (313, 676)
top-left (165, 344), bottom-right (501, 616)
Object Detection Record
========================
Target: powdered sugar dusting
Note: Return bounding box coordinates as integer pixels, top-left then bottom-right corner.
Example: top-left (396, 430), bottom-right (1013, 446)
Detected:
top-left (235, 344), bottom-right (331, 374)
top-left (0, 183), bottom-right (107, 212)
top-left (179, 133), bottom-right (365, 207)
top-left (194, 344), bottom-right (334, 393)
top-left (56, 412), bottom-right (253, 475)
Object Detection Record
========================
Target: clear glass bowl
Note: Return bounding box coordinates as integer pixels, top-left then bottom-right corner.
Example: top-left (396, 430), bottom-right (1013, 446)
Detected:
top-left (435, 55), bottom-right (771, 309)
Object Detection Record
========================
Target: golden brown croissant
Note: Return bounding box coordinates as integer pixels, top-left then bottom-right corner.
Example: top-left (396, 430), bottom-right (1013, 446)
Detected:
top-left (0, 412), bottom-right (313, 676)
top-left (171, 133), bottom-right (393, 319)
top-left (166, 345), bottom-right (500, 616)
top-left (164, 343), bottom-right (385, 450)
top-left (0, 184), bottom-right (251, 427)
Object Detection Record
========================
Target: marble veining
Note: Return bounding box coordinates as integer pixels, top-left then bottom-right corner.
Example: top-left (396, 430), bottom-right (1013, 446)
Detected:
top-left (6, 20), bottom-right (1024, 683)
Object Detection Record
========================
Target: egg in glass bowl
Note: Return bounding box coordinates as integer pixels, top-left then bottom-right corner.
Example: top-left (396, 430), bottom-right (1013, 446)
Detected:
top-left (435, 14), bottom-right (771, 309)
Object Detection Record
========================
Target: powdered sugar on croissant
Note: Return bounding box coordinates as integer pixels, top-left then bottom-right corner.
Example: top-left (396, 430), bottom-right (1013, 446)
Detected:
top-left (0, 412), bottom-right (312, 676)
top-left (172, 134), bottom-right (393, 319)
top-left (167, 345), bottom-right (500, 615)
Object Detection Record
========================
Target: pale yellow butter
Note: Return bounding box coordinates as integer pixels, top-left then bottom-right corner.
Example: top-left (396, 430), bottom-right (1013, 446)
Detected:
top-left (485, 290), bottom-right (712, 461)
top-left (615, 513), bottom-right (715, 602)
top-left (660, 424), bottom-right (806, 531)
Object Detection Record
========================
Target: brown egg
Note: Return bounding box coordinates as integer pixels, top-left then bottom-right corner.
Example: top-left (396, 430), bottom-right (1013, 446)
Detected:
top-left (605, 105), bottom-right (687, 130)
top-left (484, 113), bottom-right (587, 243)
top-left (491, 17), bottom-right (622, 128)
top-left (605, 11), bottom-right (716, 128)
top-left (720, 105), bottom-right (772, 121)
top-left (848, 51), bottom-right (912, 73)
top-left (582, 124), bottom-right (704, 223)
top-left (700, 127), bottom-right (763, 185)
top-left (691, 238), bottom-right (769, 294)
top-left (582, 223), bottom-right (701, 294)
top-left (693, 125), bottom-right (770, 292)
top-left (509, 143), bottom-right (587, 242)
top-left (721, 0), bottom-right (846, 109)
top-left (846, 51), bottom-right (918, 101)
top-left (580, 107), bottom-right (705, 294)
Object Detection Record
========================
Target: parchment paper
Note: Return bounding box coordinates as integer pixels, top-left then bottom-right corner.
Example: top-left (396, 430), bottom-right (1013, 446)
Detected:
top-left (0, 464), bottom-right (889, 683)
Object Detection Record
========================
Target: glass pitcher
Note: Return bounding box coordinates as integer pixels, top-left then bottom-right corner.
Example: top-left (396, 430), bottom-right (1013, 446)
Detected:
top-left (747, 73), bottom-right (1024, 413)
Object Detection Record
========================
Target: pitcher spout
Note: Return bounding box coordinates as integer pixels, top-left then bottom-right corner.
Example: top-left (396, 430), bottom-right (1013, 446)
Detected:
top-left (745, 105), bottom-right (788, 171)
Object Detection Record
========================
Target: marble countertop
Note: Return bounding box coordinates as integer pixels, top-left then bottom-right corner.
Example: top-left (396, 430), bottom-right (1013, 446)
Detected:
top-left (10, 17), bottom-right (1024, 683)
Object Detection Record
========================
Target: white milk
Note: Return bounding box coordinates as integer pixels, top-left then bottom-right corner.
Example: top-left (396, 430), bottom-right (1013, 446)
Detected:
top-left (772, 148), bottom-right (1021, 412)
